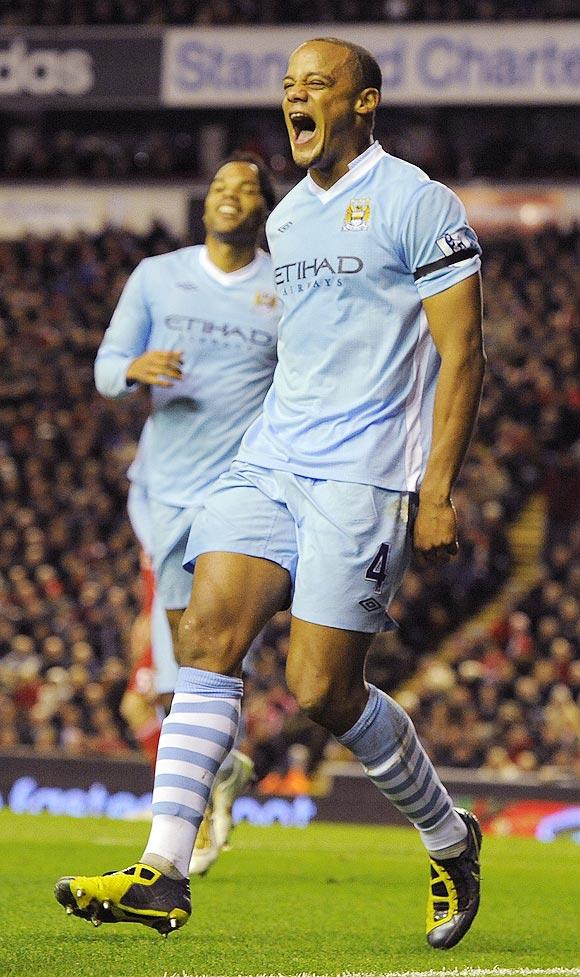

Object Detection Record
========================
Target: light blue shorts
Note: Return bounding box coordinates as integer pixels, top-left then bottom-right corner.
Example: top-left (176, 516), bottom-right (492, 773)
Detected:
top-left (149, 498), bottom-right (201, 611)
top-left (126, 480), bottom-right (152, 554)
top-left (150, 587), bottom-right (178, 695)
top-left (126, 488), bottom-right (186, 693)
top-left (183, 463), bottom-right (416, 634)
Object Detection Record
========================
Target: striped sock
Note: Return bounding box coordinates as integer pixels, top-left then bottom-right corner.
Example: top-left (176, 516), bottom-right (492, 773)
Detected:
top-left (337, 685), bottom-right (466, 853)
top-left (142, 666), bottom-right (242, 876)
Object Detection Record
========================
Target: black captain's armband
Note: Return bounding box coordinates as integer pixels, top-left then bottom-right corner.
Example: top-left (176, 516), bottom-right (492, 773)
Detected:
top-left (413, 248), bottom-right (479, 282)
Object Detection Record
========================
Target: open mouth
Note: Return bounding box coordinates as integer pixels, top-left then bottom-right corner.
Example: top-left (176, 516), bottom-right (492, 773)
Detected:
top-left (289, 112), bottom-right (317, 146)
top-left (216, 203), bottom-right (240, 217)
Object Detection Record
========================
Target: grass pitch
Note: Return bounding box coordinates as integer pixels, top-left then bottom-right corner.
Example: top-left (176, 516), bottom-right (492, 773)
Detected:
top-left (1, 811), bottom-right (579, 977)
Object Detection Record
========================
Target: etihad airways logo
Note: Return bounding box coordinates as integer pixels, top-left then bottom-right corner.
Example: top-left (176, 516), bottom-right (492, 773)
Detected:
top-left (274, 255), bottom-right (363, 288)
top-left (165, 314), bottom-right (274, 347)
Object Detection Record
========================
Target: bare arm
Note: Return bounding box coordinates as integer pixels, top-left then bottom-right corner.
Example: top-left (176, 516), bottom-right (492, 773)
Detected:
top-left (414, 271), bottom-right (485, 563)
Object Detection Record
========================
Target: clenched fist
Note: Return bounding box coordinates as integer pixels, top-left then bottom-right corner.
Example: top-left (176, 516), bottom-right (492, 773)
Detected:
top-left (126, 350), bottom-right (183, 388)
top-left (413, 496), bottom-right (459, 565)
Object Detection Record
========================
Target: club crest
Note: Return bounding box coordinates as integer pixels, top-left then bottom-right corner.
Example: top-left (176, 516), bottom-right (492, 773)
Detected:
top-left (253, 291), bottom-right (279, 314)
top-left (342, 197), bottom-right (371, 231)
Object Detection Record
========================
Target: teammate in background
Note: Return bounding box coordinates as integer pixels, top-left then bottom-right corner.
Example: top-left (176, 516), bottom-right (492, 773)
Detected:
top-left (56, 38), bottom-right (485, 949)
top-left (58, 154), bottom-right (279, 880)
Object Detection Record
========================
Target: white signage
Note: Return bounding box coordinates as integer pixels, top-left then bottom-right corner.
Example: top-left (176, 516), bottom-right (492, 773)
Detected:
top-left (161, 23), bottom-right (580, 106)
top-left (0, 184), bottom-right (191, 238)
top-left (4, 182), bottom-right (580, 238)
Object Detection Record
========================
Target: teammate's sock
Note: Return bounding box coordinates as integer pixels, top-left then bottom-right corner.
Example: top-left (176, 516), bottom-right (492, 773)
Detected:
top-left (337, 685), bottom-right (467, 853)
top-left (142, 666), bottom-right (242, 877)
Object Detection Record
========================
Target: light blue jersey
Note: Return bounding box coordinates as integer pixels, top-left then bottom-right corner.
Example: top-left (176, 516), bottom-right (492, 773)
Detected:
top-left (95, 246), bottom-right (280, 508)
top-left (238, 142), bottom-right (481, 492)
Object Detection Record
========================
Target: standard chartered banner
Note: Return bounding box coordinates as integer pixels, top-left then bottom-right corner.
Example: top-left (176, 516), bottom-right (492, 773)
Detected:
top-left (161, 22), bottom-right (580, 106)
top-left (0, 24), bottom-right (577, 107)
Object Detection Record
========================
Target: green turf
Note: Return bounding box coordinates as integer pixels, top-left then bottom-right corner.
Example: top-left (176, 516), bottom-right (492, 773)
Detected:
top-left (1, 810), bottom-right (579, 977)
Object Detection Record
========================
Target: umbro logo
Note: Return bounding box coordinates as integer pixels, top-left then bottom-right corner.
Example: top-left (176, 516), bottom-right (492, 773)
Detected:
top-left (176, 281), bottom-right (198, 290)
top-left (277, 221), bottom-right (293, 233)
top-left (359, 597), bottom-right (382, 612)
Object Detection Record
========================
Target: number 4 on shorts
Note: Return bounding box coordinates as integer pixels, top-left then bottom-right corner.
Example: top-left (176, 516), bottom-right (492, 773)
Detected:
top-left (365, 542), bottom-right (390, 593)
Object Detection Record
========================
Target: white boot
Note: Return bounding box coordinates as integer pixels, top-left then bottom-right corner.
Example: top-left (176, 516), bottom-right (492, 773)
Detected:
top-left (189, 750), bottom-right (254, 876)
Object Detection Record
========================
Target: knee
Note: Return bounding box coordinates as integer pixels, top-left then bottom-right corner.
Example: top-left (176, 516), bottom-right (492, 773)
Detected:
top-left (177, 607), bottom-right (245, 675)
top-left (286, 657), bottom-right (369, 735)
top-left (287, 668), bottom-right (334, 725)
top-left (286, 662), bottom-right (351, 732)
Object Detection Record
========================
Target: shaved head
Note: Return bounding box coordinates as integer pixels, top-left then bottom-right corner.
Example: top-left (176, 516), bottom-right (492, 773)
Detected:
top-left (308, 37), bottom-right (382, 99)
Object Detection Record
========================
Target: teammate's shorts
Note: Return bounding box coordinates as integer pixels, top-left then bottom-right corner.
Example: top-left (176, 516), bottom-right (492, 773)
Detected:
top-left (151, 586), bottom-right (178, 695)
top-left (183, 463), bottom-right (417, 634)
top-left (127, 480), bottom-right (153, 555)
top-left (149, 498), bottom-right (201, 610)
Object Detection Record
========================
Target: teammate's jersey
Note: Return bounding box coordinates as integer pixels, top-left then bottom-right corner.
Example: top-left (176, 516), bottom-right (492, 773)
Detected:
top-left (95, 246), bottom-right (280, 507)
top-left (238, 142), bottom-right (481, 492)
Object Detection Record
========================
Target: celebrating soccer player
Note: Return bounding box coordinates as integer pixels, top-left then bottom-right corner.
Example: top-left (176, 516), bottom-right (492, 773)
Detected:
top-left (56, 38), bottom-right (485, 949)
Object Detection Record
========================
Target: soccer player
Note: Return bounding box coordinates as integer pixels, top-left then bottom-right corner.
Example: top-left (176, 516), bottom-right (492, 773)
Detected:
top-left (92, 153), bottom-right (278, 686)
top-left (55, 39), bottom-right (485, 949)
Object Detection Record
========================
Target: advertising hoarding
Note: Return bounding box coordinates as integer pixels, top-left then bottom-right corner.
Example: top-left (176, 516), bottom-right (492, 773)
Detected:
top-left (0, 24), bottom-right (577, 108)
top-left (161, 23), bottom-right (580, 107)
top-left (0, 30), bottom-right (162, 106)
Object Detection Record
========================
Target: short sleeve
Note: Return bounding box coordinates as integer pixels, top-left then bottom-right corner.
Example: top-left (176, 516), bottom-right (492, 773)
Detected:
top-left (401, 181), bottom-right (481, 299)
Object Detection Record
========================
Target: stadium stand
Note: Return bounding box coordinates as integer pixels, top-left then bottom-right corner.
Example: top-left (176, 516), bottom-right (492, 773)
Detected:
top-left (2, 106), bottom-right (578, 182)
top-left (0, 0), bottom-right (576, 25)
top-left (403, 535), bottom-right (579, 782)
top-left (0, 222), bottom-right (577, 784)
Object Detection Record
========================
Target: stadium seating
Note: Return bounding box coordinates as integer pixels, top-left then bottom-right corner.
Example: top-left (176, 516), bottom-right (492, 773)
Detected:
top-left (0, 0), bottom-right (576, 26)
top-left (0, 224), bottom-right (577, 784)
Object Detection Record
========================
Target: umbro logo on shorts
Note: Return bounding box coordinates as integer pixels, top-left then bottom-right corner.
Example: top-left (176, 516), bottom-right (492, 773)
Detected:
top-left (359, 597), bottom-right (382, 612)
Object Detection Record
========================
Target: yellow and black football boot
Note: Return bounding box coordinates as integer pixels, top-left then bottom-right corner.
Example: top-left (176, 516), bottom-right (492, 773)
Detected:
top-left (54, 862), bottom-right (191, 937)
top-left (426, 808), bottom-right (482, 949)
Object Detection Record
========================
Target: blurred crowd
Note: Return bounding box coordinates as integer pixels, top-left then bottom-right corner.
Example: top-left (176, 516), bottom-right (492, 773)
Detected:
top-left (0, 223), bottom-right (577, 787)
top-left (402, 533), bottom-right (580, 782)
top-left (0, 0), bottom-right (575, 25)
top-left (0, 224), bottom-right (175, 755)
top-left (3, 105), bottom-right (578, 182)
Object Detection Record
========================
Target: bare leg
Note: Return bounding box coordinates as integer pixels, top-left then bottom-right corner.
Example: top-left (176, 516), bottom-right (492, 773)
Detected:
top-left (285, 615), bottom-right (467, 852)
top-left (143, 552), bottom-right (290, 876)
top-left (166, 608), bottom-right (182, 658)
top-left (286, 616), bottom-right (372, 735)
top-left (177, 552), bottom-right (291, 674)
